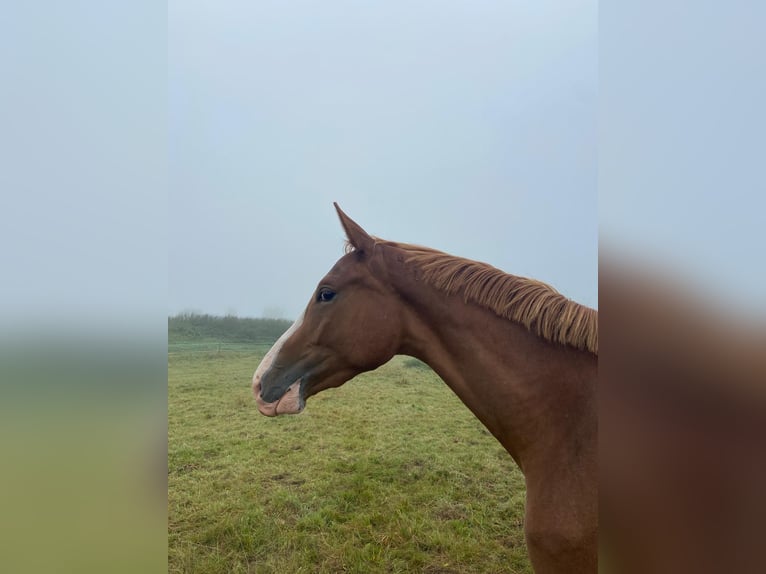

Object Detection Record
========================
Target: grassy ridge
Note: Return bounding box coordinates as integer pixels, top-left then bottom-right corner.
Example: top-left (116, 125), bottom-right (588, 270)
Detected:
top-left (168, 314), bottom-right (292, 345)
top-left (169, 328), bottom-right (531, 573)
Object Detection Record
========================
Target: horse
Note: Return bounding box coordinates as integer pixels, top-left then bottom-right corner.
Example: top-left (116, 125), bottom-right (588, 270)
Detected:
top-left (253, 204), bottom-right (598, 573)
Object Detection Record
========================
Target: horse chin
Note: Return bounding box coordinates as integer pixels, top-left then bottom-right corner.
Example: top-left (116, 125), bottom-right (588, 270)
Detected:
top-left (255, 379), bottom-right (305, 417)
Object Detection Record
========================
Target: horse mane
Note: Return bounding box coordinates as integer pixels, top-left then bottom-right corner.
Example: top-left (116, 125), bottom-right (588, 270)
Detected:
top-left (346, 239), bottom-right (597, 354)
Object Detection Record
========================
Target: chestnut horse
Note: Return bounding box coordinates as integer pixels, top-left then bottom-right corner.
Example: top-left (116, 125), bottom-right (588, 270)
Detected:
top-left (253, 204), bottom-right (598, 573)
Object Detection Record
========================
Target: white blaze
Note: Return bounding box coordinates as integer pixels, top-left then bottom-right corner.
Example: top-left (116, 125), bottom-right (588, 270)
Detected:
top-left (252, 312), bottom-right (304, 401)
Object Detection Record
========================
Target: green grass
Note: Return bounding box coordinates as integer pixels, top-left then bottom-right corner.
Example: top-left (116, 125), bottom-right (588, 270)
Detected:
top-left (169, 348), bottom-right (531, 573)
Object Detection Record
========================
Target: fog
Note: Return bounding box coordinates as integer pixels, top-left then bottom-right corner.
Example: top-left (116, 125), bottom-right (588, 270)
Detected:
top-left (168, 1), bottom-right (598, 319)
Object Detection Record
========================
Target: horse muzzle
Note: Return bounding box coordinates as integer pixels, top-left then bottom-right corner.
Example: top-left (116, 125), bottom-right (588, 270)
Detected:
top-left (252, 375), bottom-right (305, 416)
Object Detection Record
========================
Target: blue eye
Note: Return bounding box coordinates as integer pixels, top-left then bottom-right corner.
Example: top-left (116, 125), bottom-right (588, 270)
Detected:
top-left (317, 288), bottom-right (336, 303)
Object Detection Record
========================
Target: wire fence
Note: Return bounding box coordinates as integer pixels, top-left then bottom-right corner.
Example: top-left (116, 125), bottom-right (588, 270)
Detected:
top-left (168, 340), bottom-right (274, 355)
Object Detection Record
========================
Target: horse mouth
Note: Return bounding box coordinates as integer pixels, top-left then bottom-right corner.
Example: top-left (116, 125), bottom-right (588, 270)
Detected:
top-left (253, 378), bottom-right (305, 416)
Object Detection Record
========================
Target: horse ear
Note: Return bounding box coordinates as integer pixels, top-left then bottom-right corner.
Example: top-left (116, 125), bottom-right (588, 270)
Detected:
top-left (334, 202), bottom-right (374, 253)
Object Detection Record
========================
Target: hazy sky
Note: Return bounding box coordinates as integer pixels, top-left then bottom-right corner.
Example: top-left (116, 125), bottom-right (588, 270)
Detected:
top-left (1, 1), bottom-right (762, 334)
top-left (1, 2), bottom-right (166, 333)
top-left (169, 1), bottom-right (598, 319)
top-left (600, 1), bottom-right (766, 313)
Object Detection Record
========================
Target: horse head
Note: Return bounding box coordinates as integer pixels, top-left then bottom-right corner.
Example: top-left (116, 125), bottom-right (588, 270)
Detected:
top-left (253, 204), bottom-right (403, 416)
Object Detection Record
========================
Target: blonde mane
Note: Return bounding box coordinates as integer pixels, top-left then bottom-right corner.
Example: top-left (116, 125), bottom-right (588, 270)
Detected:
top-left (349, 240), bottom-right (597, 354)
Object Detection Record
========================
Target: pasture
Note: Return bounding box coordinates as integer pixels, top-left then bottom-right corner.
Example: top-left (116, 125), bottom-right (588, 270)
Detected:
top-left (169, 336), bottom-right (530, 573)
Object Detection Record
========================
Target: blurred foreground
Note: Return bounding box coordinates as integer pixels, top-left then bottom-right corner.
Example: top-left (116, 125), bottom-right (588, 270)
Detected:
top-left (599, 255), bottom-right (766, 573)
top-left (0, 331), bottom-right (167, 574)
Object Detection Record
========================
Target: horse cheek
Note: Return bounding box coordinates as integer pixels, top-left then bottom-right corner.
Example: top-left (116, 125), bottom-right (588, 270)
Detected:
top-left (368, 312), bottom-right (400, 367)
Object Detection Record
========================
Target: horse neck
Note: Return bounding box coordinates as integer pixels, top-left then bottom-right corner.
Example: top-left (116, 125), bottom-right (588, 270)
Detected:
top-left (389, 263), bottom-right (597, 472)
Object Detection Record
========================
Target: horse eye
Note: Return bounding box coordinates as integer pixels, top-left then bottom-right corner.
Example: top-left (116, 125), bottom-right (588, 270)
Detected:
top-left (317, 288), bottom-right (336, 303)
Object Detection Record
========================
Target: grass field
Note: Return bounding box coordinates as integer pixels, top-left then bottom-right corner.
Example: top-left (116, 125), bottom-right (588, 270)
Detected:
top-left (169, 346), bottom-right (531, 573)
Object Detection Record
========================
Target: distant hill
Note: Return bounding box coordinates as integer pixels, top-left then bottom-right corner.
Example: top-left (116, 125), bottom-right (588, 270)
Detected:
top-left (168, 313), bottom-right (292, 345)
